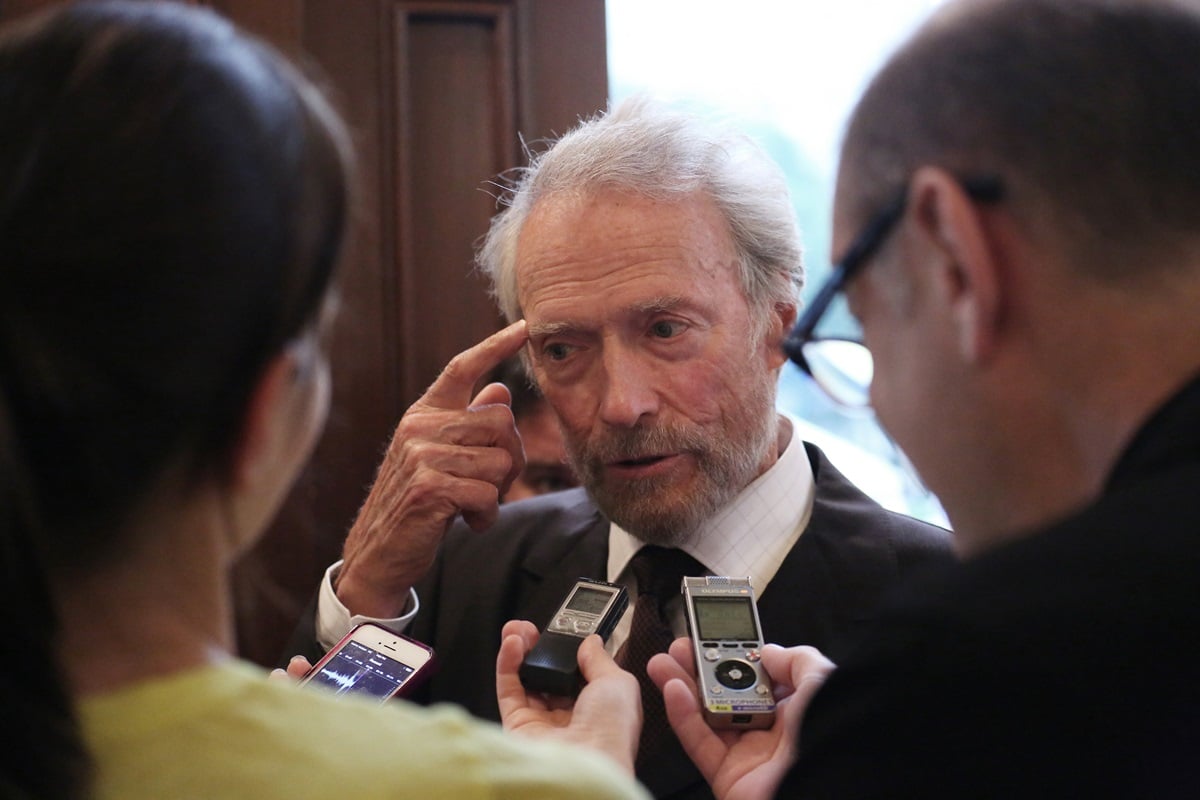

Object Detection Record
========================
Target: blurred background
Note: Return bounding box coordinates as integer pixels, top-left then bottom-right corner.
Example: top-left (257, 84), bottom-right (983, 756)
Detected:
top-left (0, 0), bottom-right (946, 667)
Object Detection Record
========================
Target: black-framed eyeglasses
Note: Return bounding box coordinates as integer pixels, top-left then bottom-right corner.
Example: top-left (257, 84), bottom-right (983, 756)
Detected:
top-left (782, 175), bottom-right (1004, 407)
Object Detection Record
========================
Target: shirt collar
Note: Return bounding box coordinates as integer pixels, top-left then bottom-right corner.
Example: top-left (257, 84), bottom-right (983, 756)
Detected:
top-left (607, 416), bottom-right (814, 591)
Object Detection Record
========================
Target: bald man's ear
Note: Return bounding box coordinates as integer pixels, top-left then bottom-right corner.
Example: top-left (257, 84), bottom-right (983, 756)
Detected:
top-left (910, 167), bottom-right (1005, 365)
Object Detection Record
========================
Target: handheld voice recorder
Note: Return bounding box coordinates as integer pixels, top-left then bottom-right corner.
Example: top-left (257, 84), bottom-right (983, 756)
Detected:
top-left (519, 577), bottom-right (629, 696)
top-left (682, 576), bottom-right (776, 729)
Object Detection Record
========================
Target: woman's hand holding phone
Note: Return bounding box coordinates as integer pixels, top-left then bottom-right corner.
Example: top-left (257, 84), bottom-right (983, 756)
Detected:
top-left (269, 655), bottom-right (314, 685)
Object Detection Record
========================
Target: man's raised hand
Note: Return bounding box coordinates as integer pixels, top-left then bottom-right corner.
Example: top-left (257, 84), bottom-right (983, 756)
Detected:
top-left (336, 321), bottom-right (530, 618)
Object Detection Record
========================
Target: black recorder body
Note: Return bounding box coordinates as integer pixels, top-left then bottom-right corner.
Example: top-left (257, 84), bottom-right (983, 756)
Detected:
top-left (682, 576), bottom-right (776, 729)
top-left (519, 577), bottom-right (629, 696)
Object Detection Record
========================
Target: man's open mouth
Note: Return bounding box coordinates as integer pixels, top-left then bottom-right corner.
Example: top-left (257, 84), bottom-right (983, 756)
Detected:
top-left (613, 454), bottom-right (670, 467)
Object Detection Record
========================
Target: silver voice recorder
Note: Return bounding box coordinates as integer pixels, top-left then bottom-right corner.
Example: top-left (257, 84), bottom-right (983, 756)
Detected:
top-left (681, 575), bottom-right (776, 729)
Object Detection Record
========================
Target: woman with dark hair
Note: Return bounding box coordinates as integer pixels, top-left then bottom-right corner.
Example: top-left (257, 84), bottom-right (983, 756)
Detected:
top-left (0, 3), bottom-right (644, 798)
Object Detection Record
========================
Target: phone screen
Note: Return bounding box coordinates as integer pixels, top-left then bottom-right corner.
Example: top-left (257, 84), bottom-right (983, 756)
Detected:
top-left (307, 639), bottom-right (416, 700)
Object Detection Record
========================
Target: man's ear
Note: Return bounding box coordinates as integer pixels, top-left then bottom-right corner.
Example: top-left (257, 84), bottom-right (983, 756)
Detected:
top-left (765, 299), bottom-right (799, 370)
top-left (909, 166), bottom-right (1005, 364)
top-left (228, 350), bottom-right (297, 490)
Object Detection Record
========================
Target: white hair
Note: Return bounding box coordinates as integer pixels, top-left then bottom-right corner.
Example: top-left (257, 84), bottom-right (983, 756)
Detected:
top-left (476, 96), bottom-right (804, 329)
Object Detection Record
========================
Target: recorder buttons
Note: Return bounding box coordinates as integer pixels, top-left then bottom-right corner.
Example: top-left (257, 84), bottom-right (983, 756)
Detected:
top-left (715, 659), bottom-right (757, 691)
top-left (550, 615), bottom-right (594, 635)
top-left (704, 648), bottom-right (721, 662)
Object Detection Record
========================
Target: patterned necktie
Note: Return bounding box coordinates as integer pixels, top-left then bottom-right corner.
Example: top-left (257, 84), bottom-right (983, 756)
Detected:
top-left (616, 545), bottom-right (706, 776)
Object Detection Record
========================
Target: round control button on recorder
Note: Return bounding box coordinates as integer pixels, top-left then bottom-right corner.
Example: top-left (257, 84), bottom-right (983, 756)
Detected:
top-left (714, 659), bottom-right (757, 690)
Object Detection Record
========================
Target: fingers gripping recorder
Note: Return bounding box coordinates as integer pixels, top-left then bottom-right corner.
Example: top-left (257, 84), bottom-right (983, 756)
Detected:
top-left (682, 576), bottom-right (777, 729)
top-left (519, 578), bottom-right (629, 696)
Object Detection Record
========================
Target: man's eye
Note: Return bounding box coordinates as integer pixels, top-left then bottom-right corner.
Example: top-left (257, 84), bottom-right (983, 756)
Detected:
top-left (544, 342), bottom-right (571, 361)
top-left (650, 320), bottom-right (683, 338)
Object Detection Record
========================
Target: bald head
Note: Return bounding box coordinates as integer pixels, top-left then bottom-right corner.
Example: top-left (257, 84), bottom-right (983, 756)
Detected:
top-left (839, 0), bottom-right (1200, 282)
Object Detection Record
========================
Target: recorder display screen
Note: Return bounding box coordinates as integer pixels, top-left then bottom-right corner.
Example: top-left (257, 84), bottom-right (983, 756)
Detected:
top-left (309, 640), bottom-right (415, 701)
top-left (694, 596), bottom-right (758, 641)
top-left (566, 586), bottom-right (614, 616)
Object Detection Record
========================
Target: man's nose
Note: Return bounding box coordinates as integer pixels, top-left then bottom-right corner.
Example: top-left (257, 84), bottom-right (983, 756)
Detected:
top-left (596, 345), bottom-right (659, 428)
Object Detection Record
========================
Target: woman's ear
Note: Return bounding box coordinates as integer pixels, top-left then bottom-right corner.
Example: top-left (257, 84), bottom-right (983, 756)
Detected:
top-left (909, 166), bottom-right (1006, 364)
top-left (228, 350), bottom-right (298, 490)
top-left (220, 337), bottom-right (328, 556)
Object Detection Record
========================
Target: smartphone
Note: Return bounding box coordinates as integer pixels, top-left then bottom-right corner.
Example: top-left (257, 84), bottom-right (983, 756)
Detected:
top-left (519, 577), bottom-right (629, 696)
top-left (681, 576), bottom-right (776, 729)
top-left (299, 622), bottom-right (436, 704)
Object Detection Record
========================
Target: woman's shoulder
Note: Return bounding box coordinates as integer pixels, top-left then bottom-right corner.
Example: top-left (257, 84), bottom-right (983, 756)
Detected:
top-left (81, 660), bottom-right (646, 800)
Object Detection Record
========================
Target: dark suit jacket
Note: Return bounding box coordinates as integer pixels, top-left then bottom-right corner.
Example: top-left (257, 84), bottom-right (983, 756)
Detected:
top-left (286, 442), bottom-right (953, 798)
top-left (778, 377), bottom-right (1200, 799)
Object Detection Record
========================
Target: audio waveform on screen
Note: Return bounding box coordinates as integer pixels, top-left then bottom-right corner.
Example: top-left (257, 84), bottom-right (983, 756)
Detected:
top-left (319, 666), bottom-right (368, 689)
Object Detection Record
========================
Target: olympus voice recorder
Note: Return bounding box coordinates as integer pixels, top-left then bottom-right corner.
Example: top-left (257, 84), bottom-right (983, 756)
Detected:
top-left (519, 577), bottom-right (629, 696)
top-left (682, 576), bottom-right (776, 729)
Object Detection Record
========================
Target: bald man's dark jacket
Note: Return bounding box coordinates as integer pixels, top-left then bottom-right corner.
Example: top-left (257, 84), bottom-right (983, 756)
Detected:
top-left (778, 376), bottom-right (1200, 799)
top-left (285, 442), bottom-right (953, 800)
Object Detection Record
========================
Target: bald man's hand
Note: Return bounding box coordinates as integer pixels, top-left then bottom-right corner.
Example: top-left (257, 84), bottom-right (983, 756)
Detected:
top-left (336, 321), bottom-right (529, 618)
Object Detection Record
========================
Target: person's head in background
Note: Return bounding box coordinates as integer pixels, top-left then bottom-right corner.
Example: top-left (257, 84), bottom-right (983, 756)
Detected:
top-left (477, 98), bottom-right (803, 545)
top-left (831, 0), bottom-right (1200, 555)
top-left (0, 2), bottom-right (350, 796)
top-left (486, 357), bottom-right (578, 502)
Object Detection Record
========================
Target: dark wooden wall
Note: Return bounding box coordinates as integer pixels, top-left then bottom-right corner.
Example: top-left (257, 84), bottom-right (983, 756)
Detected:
top-left (0, 0), bottom-right (608, 667)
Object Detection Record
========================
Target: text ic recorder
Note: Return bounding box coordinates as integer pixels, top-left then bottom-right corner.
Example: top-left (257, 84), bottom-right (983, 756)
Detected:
top-left (519, 578), bottom-right (629, 696)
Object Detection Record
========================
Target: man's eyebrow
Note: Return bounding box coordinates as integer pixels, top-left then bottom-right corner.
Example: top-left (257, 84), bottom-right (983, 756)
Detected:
top-left (526, 320), bottom-right (578, 339)
top-left (632, 295), bottom-right (687, 315)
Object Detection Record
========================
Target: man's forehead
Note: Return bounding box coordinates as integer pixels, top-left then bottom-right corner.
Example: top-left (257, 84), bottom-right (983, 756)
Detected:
top-left (525, 294), bottom-right (700, 338)
top-left (515, 189), bottom-right (740, 308)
